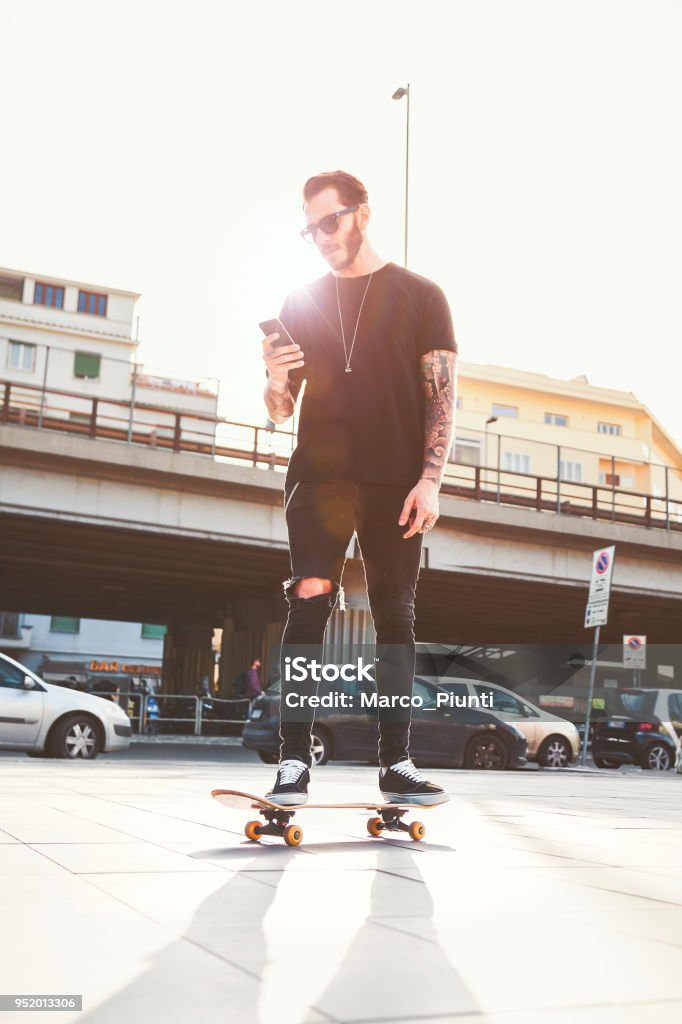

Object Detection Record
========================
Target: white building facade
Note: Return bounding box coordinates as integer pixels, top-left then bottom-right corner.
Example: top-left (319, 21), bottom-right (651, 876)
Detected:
top-left (0, 265), bottom-right (219, 447)
top-left (0, 265), bottom-right (220, 687)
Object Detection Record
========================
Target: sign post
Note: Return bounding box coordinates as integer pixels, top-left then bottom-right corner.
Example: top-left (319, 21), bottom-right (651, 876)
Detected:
top-left (581, 546), bottom-right (616, 766)
top-left (623, 635), bottom-right (646, 688)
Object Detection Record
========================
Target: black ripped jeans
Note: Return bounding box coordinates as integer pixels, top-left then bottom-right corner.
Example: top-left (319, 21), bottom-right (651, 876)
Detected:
top-left (279, 481), bottom-right (424, 768)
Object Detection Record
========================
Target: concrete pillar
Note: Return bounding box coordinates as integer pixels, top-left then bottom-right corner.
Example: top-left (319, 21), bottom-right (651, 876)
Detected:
top-left (324, 557), bottom-right (375, 661)
top-left (218, 595), bottom-right (284, 697)
top-left (162, 620), bottom-right (214, 696)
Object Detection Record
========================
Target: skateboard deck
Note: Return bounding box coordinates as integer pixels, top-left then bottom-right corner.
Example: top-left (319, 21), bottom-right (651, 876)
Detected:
top-left (211, 788), bottom-right (439, 846)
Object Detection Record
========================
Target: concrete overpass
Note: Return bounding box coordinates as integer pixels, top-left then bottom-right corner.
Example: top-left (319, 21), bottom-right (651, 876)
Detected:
top-left (1, 423), bottom-right (681, 692)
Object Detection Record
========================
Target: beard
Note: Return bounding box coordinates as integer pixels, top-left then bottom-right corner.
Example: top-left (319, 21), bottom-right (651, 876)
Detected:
top-left (328, 220), bottom-right (364, 270)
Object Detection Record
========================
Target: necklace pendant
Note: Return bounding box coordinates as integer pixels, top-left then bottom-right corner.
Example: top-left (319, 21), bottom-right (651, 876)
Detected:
top-left (345, 366), bottom-right (352, 373)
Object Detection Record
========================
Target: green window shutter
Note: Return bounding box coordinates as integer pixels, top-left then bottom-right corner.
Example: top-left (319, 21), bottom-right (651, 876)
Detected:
top-left (50, 616), bottom-right (80, 634)
top-left (141, 623), bottom-right (167, 639)
top-left (74, 352), bottom-right (101, 379)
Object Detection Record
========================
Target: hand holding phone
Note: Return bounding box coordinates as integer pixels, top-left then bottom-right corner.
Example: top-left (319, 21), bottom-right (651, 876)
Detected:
top-left (259, 318), bottom-right (290, 349)
top-left (260, 318), bottom-right (304, 386)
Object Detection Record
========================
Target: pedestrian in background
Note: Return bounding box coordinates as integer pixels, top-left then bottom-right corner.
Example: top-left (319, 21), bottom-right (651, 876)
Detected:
top-left (244, 658), bottom-right (263, 700)
top-left (145, 690), bottom-right (161, 736)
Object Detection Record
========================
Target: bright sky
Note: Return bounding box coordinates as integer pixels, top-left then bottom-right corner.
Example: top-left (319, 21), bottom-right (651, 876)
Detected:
top-left (3, 0), bottom-right (681, 448)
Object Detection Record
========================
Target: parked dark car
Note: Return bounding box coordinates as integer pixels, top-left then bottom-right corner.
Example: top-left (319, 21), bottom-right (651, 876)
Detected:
top-left (591, 688), bottom-right (682, 770)
top-left (242, 676), bottom-right (528, 770)
top-left (159, 691), bottom-right (218, 735)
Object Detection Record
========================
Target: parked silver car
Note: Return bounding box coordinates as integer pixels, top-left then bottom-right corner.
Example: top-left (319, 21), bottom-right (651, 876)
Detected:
top-left (0, 652), bottom-right (131, 759)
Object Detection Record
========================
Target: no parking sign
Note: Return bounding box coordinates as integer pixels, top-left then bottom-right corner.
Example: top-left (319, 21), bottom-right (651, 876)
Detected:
top-left (580, 545), bottom-right (616, 765)
top-left (623, 635), bottom-right (646, 669)
top-left (584, 545), bottom-right (615, 628)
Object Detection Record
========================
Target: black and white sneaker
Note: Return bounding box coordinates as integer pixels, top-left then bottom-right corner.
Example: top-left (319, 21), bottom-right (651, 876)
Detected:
top-left (379, 758), bottom-right (449, 805)
top-left (265, 759), bottom-right (310, 806)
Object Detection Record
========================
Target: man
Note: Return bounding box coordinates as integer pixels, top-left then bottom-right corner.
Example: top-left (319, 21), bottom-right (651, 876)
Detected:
top-left (262, 170), bottom-right (457, 806)
top-left (244, 658), bottom-right (263, 700)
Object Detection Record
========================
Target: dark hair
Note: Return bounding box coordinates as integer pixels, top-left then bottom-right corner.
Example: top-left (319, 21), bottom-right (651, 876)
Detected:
top-left (302, 170), bottom-right (368, 208)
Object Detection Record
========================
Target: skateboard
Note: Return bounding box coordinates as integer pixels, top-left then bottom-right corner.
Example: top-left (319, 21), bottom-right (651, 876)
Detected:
top-left (211, 789), bottom-right (436, 847)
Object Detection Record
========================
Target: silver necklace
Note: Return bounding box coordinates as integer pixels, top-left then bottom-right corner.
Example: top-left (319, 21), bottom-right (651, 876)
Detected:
top-left (335, 273), bottom-right (373, 373)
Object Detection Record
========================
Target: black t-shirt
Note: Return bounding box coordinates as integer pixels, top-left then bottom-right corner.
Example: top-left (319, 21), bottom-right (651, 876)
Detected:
top-left (276, 261), bottom-right (457, 495)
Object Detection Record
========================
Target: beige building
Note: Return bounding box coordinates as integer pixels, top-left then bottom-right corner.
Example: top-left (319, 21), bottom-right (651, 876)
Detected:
top-left (0, 266), bottom-right (218, 446)
top-left (450, 363), bottom-right (682, 522)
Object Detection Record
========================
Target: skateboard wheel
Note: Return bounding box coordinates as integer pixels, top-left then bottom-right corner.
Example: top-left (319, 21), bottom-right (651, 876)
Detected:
top-left (367, 816), bottom-right (383, 838)
top-left (283, 824), bottom-right (303, 847)
top-left (245, 820), bottom-right (261, 842)
top-left (409, 820), bottom-right (426, 841)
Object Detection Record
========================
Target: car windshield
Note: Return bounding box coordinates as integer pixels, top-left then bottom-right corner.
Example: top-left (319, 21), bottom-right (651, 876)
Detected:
top-left (611, 690), bottom-right (656, 718)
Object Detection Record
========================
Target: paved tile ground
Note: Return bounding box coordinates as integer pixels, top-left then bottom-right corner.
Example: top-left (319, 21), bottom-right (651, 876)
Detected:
top-left (1, 755), bottom-right (682, 1023)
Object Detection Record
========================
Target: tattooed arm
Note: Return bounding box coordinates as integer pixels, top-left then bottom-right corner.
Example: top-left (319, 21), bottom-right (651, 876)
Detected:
top-left (398, 349), bottom-right (457, 538)
top-left (420, 349), bottom-right (457, 486)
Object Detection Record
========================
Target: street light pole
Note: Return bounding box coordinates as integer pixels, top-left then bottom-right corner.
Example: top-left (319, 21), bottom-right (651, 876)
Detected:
top-left (392, 84), bottom-right (410, 267)
top-left (484, 416), bottom-right (498, 490)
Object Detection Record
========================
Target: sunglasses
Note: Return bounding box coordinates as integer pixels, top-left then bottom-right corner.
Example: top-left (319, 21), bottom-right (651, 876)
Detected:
top-left (300, 204), bottom-right (362, 244)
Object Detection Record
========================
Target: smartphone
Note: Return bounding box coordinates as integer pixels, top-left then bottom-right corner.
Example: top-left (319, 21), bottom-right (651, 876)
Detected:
top-left (259, 318), bottom-right (294, 349)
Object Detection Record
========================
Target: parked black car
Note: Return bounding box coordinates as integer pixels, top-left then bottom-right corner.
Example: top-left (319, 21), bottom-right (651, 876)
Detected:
top-left (242, 676), bottom-right (528, 770)
top-left (591, 688), bottom-right (682, 770)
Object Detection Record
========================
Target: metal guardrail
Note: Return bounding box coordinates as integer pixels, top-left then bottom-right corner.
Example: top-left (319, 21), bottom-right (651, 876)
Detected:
top-left (1, 377), bottom-right (296, 468)
top-left (109, 692), bottom-right (252, 736)
top-left (440, 464), bottom-right (682, 532)
top-left (2, 376), bottom-right (681, 532)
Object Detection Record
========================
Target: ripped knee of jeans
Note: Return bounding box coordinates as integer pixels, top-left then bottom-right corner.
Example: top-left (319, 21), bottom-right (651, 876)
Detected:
top-left (282, 576), bottom-right (346, 612)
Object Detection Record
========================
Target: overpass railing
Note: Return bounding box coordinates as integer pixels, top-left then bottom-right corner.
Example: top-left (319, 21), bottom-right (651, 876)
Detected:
top-left (1, 377), bottom-right (296, 469)
top-left (2, 376), bottom-right (681, 532)
top-left (442, 462), bottom-right (682, 532)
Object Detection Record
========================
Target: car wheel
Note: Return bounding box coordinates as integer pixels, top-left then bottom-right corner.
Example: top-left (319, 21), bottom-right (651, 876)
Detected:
top-left (310, 728), bottom-right (330, 766)
top-left (257, 751), bottom-right (278, 765)
top-left (538, 736), bottom-right (572, 768)
top-left (464, 733), bottom-right (508, 770)
top-left (643, 743), bottom-right (671, 771)
top-left (593, 756), bottom-right (619, 769)
top-left (49, 714), bottom-right (101, 759)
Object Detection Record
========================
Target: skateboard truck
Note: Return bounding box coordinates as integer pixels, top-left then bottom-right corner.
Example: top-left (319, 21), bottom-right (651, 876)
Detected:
top-left (367, 808), bottom-right (426, 842)
top-left (245, 809), bottom-right (303, 847)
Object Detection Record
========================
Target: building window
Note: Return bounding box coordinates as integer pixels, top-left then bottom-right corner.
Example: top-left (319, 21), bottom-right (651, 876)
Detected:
top-left (545, 412), bottom-right (568, 426)
top-left (141, 623), bottom-right (167, 639)
top-left (598, 422), bottom-right (622, 436)
top-left (78, 291), bottom-right (108, 317)
top-left (0, 275), bottom-right (24, 301)
top-left (492, 403), bottom-right (518, 418)
top-left (451, 437), bottom-right (481, 466)
top-left (0, 612), bottom-right (20, 638)
top-left (503, 452), bottom-right (531, 474)
top-left (455, 396), bottom-right (462, 409)
top-left (559, 460), bottom-right (583, 482)
top-left (74, 351), bottom-right (101, 379)
top-left (600, 472), bottom-right (634, 488)
top-left (8, 341), bottom-right (36, 372)
top-left (50, 616), bottom-right (80, 634)
top-left (68, 412), bottom-right (91, 426)
top-left (34, 282), bottom-right (65, 309)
